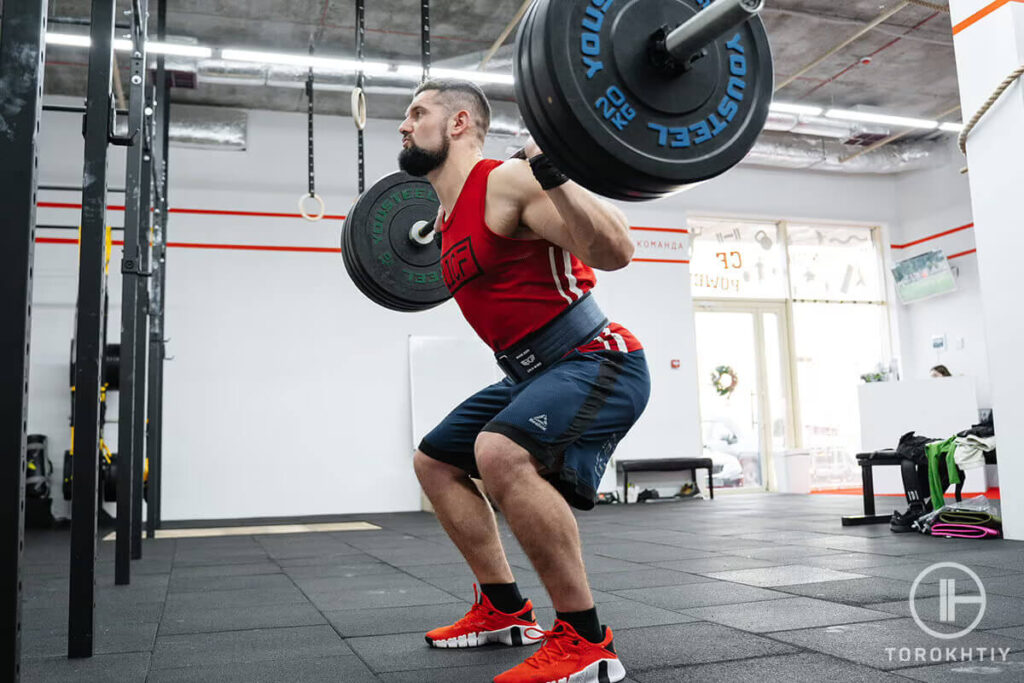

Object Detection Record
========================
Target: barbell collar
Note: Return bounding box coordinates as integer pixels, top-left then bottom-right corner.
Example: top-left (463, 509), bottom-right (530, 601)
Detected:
top-left (663, 0), bottom-right (764, 66)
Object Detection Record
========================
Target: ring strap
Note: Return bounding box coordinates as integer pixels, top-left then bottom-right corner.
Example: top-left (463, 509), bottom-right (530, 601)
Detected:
top-left (306, 48), bottom-right (315, 197)
top-left (355, 0), bottom-right (366, 192)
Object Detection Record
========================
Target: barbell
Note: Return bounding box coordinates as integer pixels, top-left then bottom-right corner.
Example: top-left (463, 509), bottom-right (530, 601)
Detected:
top-left (343, 0), bottom-right (774, 310)
top-left (514, 0), bottom-right (773, 201)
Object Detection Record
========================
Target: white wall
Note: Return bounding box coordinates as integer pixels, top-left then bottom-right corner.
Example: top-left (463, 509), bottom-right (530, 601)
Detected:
top-left (36, 98), bottom-right (983, 522)
top-left (891, 146), bottom-right (989, 408)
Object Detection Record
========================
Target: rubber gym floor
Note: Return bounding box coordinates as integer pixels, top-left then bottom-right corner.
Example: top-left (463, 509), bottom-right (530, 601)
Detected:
top-left (20, 494), bottom-right (1024, 682)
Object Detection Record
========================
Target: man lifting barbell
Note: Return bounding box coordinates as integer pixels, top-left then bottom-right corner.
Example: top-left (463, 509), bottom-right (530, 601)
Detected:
top-left (399, 78), bottom-right (648, 683)
top-left (335, 1), bottom-right (775, 679)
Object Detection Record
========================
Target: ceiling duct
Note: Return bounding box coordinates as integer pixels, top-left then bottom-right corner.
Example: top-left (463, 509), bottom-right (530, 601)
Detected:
top-left (488, 115), bottom-right (942, 174)
top-left (189, 62), bottom-right (943, 171)
top-left (742, 131), bottom-right (947, 174)
top-left (197, 60), bottom-right (516, 100)
top-left (114, 104), bottom-right (248, 150)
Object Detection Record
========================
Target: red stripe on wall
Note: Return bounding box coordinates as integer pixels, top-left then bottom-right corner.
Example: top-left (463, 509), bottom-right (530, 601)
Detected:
top-left (168, 207), bottom-right (347, 220)
top-left (948, 248), bottom-right (978, 260)
top-left (631, 226), bottom-right (689, 234)
top-left (165, 242), bottom-right (343, 254)
top-left (891, 223), bottom-right (974, 249)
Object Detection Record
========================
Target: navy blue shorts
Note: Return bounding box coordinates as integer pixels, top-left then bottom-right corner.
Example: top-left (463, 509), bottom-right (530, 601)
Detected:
top-left (418, 350), bottom-right (650, 510)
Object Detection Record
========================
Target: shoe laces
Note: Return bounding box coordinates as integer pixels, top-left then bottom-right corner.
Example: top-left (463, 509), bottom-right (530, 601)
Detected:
top-left (452, 584), bottom-right (498, 630)
top-left (520, 624), bottom-right (581, 669)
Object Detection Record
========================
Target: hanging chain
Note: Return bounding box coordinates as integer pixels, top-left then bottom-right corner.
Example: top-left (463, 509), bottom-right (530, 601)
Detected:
top-left (306, 45), bottom-right (316, 197)
top-left (356, 0), bottom-right (366, 193)
top-left (421, 0), bottom-right (431, 83)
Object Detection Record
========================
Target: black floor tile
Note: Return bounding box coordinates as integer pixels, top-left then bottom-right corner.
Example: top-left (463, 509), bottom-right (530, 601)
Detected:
top-left (766, 618), bottom-right (1024, 670)
top-left (150, 625), bottom-right (352, 670)
top-left (773, 576), bottom-right (942, 605)
top-left (146, 654), bottom-right (377, 682)
top-left (679, 596), bottom-right (896, 633)
top-left (612, 622), bottom-right (798, 671)
top-left (345, 631), bottom-right (530, 673)
top-left (534, 599), bottom-right (701, 630)
top-left (159, 602), bottom-right (327, 635)
top-left (304, 583), bottom-right (464, 611)
top-left (587, 568), bottom-right (714, 592)
top-left (20, 652), bottom-right (150, 683)
top-left (324, 601), bottom-right (472, 637)
top-left (894, 651), bottom-right (1024, 682)
top-left (632, 652), bottom-right (908, 682)
top-left (163, 584), bottom-right (308, 611)
top-left (869, 592), bottom-right (1024, 631)
top-left (611, 580), bottom-right (790, 610)
top-left (168, 561), bottom-right (281, 580)
top-left (22, 621), bottom-right (159, 658)
top-left (167, 570), bottom-right (292, 594)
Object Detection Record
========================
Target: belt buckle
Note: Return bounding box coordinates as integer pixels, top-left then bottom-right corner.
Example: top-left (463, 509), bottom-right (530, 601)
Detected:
top-left (495, 353), bottom-right (521, 383)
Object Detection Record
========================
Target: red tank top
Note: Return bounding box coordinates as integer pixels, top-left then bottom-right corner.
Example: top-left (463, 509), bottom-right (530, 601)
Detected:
top-left (438, 159), bottom-right (642, 354)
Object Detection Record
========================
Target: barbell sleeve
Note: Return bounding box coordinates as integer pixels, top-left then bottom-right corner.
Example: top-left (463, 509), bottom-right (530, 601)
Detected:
top-left (664, 0), bottom-right (764, 64)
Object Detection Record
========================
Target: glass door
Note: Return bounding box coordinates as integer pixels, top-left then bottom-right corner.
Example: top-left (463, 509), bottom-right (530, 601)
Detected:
top-left (693, 301), bottom-right (794, 491)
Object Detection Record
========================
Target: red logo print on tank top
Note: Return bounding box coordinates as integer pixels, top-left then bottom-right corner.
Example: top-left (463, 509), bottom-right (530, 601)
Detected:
top-left (441, 236), bottom-right (484, 295)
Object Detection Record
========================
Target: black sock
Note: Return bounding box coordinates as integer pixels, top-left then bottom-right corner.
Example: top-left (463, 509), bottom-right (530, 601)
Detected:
top-left (480, 582), bottom-right (526, 614)
top-left (556, 607), bottom-right (604, 644)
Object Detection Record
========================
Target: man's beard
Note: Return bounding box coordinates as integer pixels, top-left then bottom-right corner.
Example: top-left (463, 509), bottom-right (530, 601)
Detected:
top-left (398, 135), bottom-right (450, 177)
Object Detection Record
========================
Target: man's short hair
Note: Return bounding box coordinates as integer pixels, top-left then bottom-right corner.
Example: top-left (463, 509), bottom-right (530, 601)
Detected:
top-left (414, 79), bottom-right (491, 142)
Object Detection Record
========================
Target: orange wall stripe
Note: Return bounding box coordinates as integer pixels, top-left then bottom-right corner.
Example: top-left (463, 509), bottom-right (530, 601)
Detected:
top-left (948, 248), bottom-right (978, 259)
top-left (631, 226), bottom-right (689, 234)
top-left (953, 0), bottom-right (1024, 35)
top-left (890, 222), bottom-right (974, 249)
top-left (165, 242), bottom-right (343, 253)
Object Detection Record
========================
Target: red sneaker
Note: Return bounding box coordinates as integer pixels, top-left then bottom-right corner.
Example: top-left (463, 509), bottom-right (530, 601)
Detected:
top-left (425, 584), bottom-right (542, 649)
top-left (493, 619), bottom-right (626, 683)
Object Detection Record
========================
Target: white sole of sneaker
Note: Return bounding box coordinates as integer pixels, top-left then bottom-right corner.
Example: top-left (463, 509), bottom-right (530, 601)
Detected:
top-left (428, 624), bottom-right (543, 648)
top-left (551, 657), bottom-right (627, 683)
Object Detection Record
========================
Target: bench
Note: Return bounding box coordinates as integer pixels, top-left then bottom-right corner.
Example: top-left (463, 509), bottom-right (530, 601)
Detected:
top-left (616, 458), bottom-right (714, 503)
top-left (841, 449), bottom-right (997, 526)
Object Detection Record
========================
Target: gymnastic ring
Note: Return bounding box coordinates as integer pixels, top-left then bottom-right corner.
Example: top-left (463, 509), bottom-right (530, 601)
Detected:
top-left (298, 193), bottom-right (326, 222)
top-left (351, 87), bottom-right (367, 131)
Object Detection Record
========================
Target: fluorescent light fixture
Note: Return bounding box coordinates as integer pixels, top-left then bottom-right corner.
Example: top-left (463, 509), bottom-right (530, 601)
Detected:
top-left (939, 122), bottom-right (964, 133)
top-left (45, 32), bottom-right (91, 47)
top-left (426, 67), bottom-right (515, 86)
top-left (149, 42), bottom-right (213, 58)
top-left (47, 33), bottom-right (212, 58)
top-left (396, 65), bottom-right (515, 85)
top-left (769, 101), bottom-right (824, 116)
top-left (825, 109), bottom-right (938, 129)
top-left (221, 48), bottom-right (391, 75)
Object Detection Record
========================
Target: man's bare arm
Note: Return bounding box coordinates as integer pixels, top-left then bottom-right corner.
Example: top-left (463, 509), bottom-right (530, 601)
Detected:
top-left (492, 157), bottom-right (634, 271)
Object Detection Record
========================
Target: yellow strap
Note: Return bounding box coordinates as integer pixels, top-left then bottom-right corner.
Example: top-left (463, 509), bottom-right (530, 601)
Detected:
top-left (76, 225), bottom-right (114, 275)
top-left (105, 225), bottom-right (113, 274)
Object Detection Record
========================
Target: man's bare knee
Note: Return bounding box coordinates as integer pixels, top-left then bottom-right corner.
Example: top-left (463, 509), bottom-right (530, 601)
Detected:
top-left (474, 433), bottom-right (541, 499)
top-left (414, 450), bottom-right (466, 490)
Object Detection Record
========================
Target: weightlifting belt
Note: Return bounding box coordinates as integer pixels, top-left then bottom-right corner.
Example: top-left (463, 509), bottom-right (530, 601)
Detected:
top-left (495, 293), bottom-right (609, 384)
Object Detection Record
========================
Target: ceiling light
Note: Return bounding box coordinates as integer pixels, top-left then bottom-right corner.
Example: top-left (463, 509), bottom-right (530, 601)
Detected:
top-left (149, 42), bottom-right (213, 58)
top-left (221, 48), bottom-right (391, 75)
top-left (47, 32), bottom-right (212, 58)
top-left (939, 122), bottom-right (964, 133)
top-left (45, 32), bottom-right (91, 47)
top-left (825, 109), bottom-right (938, 129)
top-left (769, 101), bottom-right (823, 116)
top-left (408, 66), bottom-right (515, 85)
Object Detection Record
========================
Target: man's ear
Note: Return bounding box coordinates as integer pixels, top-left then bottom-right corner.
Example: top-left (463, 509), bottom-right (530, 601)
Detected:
top-left (450, 110), bottom-right (472, 138)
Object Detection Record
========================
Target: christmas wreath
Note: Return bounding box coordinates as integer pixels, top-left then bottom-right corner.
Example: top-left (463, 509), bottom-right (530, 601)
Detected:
top-left (711, 365), bottom-right (739, 397)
